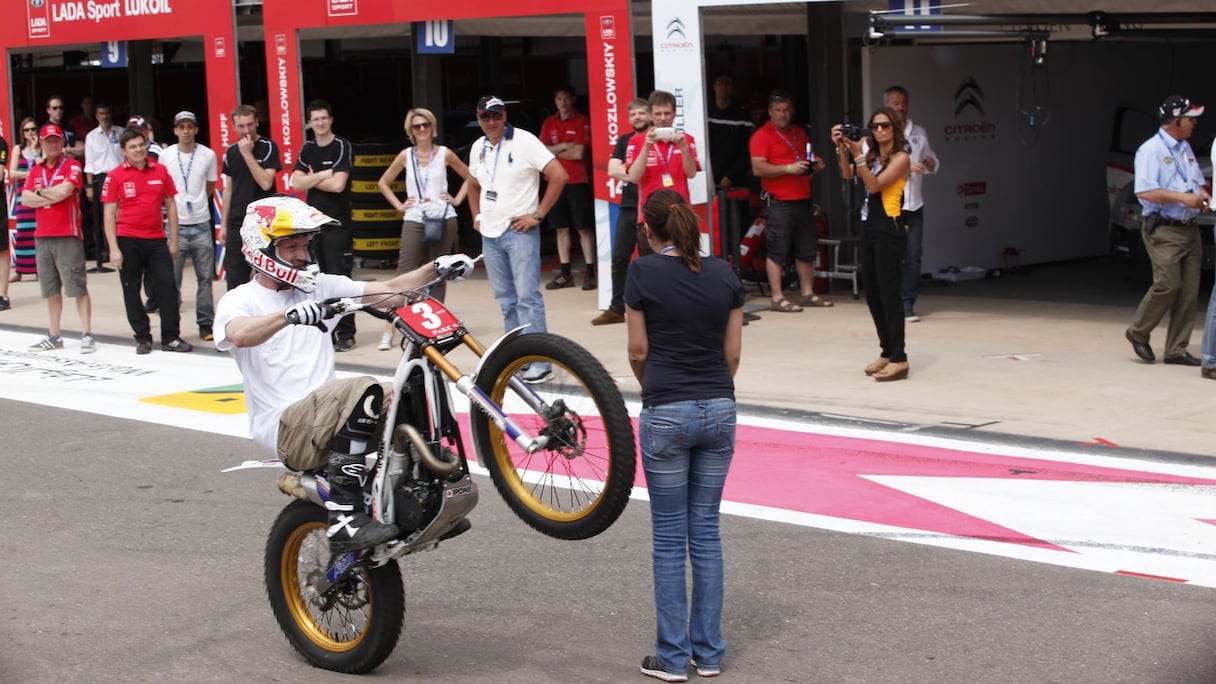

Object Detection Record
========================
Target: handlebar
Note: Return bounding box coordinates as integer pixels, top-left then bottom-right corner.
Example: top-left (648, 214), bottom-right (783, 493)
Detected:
top-left (286, 254), bottom-right (485, 326)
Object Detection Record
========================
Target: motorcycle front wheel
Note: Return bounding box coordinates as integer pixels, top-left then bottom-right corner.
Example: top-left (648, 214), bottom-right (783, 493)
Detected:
top-left (472, 332), bottom-right (636, 540)
top-left (264, 500), bottom-right (405, 674)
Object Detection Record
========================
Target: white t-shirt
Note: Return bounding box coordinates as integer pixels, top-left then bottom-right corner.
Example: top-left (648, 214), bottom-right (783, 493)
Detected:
top-left (404, 145), bottom-right (457, 223)
top-left (214, 274), bottom-right (366, 455)
top-left (467, 126), bottom-right (555, 238)
top-left (161, 143), bottom-right (219, 225)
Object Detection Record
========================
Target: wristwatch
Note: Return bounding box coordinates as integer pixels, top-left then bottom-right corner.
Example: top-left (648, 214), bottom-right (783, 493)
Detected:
top-left (531, 211), bottom-right (544, 222)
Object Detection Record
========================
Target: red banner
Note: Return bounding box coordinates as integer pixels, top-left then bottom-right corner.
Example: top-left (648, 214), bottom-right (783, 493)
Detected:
top-left (2, 0), bottom-right (239, 196)
top-left (584, 9), bottom-right (635, 207)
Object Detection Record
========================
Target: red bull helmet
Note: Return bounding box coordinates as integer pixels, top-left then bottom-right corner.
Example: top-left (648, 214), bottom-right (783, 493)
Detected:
top-left (240, 196), bottom-right (336, 292)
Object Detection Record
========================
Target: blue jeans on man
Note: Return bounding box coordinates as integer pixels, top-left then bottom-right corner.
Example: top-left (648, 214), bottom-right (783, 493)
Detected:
top-left (640, 397), bottom-right (736, 675)
top-left (901, 207), bottom-right (924, 315)
top-left (1202, 227), bottom-right (1216, 373)
top-left (483, 229), bottom-right (549, 376)
top-left (173, 221), bottom-right (215, 331)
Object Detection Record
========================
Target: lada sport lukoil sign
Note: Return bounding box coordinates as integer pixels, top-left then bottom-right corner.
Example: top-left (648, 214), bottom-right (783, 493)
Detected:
top-left (28, 0), bottom-right (176, 39)
top-left (5, 0), bottom-right (239, 239)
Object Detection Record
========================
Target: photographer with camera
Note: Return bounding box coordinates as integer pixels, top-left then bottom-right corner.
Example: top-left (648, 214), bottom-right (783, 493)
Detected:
top-left (748, 90), bottom-right (830, 312)
top-left (626, 90), bottom-right (702, 207)
top-left (832, 107), bottom-right (911, 382)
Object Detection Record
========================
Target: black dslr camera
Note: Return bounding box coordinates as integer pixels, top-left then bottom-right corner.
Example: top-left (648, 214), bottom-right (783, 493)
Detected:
top-left (839, 123), bottom-right (867, 141)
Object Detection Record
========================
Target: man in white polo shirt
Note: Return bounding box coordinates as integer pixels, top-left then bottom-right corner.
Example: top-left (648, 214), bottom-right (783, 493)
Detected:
top-left (162, 111), bottom-right (219, 341)
top-left (466, 95), bottom-right (568, 383)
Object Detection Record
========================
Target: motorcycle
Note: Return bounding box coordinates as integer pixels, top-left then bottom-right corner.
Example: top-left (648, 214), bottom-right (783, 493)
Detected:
top-left (262, 258), bottom-right (636, 673)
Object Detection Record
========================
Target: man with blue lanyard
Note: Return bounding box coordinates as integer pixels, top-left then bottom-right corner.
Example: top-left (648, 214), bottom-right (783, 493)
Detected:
top-left (466, 95), bottom-right (568, 384)
top-left (1126, 95), bottom-right (1212, 366)
top-left (162, 111), bottom-right (219, 341)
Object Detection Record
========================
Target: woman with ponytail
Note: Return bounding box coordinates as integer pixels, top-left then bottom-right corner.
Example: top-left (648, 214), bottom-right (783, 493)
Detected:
top-left (625, 188), bottom-right (744, 682)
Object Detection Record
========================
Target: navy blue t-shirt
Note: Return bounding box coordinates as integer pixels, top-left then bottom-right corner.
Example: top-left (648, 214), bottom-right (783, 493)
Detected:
top-left (625, 254), bottom-right (744, 408)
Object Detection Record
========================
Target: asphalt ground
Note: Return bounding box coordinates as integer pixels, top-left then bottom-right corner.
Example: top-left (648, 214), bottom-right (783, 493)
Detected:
top-left (5, 403), bottom-right (1216, 684)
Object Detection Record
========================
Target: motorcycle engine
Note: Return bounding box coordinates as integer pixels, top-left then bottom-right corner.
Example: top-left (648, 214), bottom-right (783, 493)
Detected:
top-left (394, 481), bottom-right (440, 533)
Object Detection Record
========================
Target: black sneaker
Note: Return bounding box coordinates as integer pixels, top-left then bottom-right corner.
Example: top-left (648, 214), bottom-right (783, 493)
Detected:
top-left (136, 340), bottom-right (153, 355)
top-left (0, 296), bottom-right (10, 311)
top-left (326, 509), bottom-right (400, 553)
top-left (199, 326), bottom-right (214, 342)
top-left (162, 337), bottom-right (193, 353)
top-left (640, 656), bottom-right (687, 682)
top-left (546, 272), bottom-right (574, 290)
top-left (334, 338), bottom-right (355, 352)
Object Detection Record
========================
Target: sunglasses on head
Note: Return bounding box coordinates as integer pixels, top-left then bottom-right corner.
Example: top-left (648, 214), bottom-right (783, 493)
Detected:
top-left (478, 111), bottom-right (504, 121)
top-left (411, 122), bottom-right (432, 130)
top-left (869, 121), bottom-right (893, 130)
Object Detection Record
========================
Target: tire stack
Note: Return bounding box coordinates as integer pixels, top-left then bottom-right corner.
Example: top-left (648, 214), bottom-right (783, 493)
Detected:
top-left (350, 143), bottom-right (404, 269)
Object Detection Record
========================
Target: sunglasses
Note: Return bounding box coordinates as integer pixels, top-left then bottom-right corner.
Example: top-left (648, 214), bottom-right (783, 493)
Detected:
top-left (23, 127), bottom-right (37, 132)
top-left (478, 112), bottom-right (504, 121)
top-left (411, 122), bottom-right (432, 130)
top-left (49, 105), bottom-right (64, 110)
top-left (869, 121), bottom-right (893, 130)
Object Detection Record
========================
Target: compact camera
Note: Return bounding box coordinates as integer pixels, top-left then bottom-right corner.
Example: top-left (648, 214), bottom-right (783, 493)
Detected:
top-left (838, 123), bottom-right (867, 141)
top-left (654, 127), bottom-right (676, 141)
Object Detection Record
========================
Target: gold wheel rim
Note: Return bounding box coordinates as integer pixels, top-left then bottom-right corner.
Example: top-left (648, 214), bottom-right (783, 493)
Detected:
top-left (281, 521), bottom-right (370, 652)
top-left (488, 356), bottom-right (608, 522)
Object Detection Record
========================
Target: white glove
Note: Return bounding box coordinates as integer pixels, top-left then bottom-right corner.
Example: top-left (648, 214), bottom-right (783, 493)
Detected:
top-left (434, 254), bottom-right (476, 282)
top-left (284, 300), bottom-right (325, 327)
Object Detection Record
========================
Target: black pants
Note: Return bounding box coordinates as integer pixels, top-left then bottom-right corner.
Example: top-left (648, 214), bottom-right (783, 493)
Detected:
top-left (314, 223), bottom-right (355, 342)
top-left (861, 217), bottom-right (907, 363)
top-left (119, 237), bottom-right (180, 343)
top-left (608, 205), bottom-right (651, 313)
top-left (90, 174), bottom-right (108, 263)
top-left (223, 220), bottom-right (252, 290)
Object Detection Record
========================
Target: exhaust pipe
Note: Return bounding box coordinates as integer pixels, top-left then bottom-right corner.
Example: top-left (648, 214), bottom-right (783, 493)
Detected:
top-left (392, 423), bottom-right (459, 477)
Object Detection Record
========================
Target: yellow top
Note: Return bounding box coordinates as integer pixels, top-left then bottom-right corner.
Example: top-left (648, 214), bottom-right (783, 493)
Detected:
top-left (880, 175), bottom-right (907, 218)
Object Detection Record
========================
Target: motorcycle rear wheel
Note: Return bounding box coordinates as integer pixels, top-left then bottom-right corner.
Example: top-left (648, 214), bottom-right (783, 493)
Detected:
top-left (473, 332), bottom-right (636, 540)
top-left (264, 499), bottom-right (405, 674)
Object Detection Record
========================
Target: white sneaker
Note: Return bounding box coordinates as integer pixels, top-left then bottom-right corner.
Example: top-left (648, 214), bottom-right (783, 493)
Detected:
top-left (904, 311), bottom-right (920, 322)
top-left (377, 332), bottom-right (393, 351)
top-left (521, 364), bottom-right (553, 384)
top-left (80, 334), bottom-right (96, 354)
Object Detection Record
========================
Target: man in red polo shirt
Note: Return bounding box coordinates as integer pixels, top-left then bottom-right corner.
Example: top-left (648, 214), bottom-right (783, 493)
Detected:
top-left (21, 124), bottom-right (95, 353)
top-left (749, 90), bottom-right (831, 312)
top-left (102, 127), bottom-right (192, 354)
top-left (626, 90), bottom-right (701, 207)
top-left (541, 85), bottom-right (597, 290)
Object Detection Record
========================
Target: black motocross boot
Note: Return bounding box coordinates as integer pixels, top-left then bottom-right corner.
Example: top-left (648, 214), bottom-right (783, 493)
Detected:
top-left (325, 452), bottom-right (399, 553)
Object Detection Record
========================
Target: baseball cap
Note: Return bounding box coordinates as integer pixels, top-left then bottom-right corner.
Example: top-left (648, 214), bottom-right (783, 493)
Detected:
top-left (476, 96), bottom-right (506, 115)
top-left (173, 111), bottom-right (198, 125)
top-left (126, 115), bottom-right (150, 129)
top-left (1158, 95), bottom-right (1204, 120)
top-left (38, 124), bottom-right (64, 140)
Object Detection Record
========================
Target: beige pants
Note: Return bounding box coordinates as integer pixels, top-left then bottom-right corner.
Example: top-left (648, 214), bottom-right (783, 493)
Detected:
top-left (1129, 224), bottom-right (1202, 358)
top-left (276, 376), bottom-right (386, 471)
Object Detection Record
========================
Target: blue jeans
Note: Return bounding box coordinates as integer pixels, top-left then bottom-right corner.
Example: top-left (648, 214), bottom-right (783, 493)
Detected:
top-left (173, 222), bottom-right (216, 327)
top-left (482, 227), bottom-right (548, 331)
top-left (1203, 228), bottom-right (1216, 370)
top-left (901, 207), bottom-right (924, 313)
top-left (640, 397), bottom-right (736, 673)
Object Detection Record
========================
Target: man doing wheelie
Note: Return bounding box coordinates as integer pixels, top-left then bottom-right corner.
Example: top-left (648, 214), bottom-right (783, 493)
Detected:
top-left (215, 195), bottom-right (472, 552)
